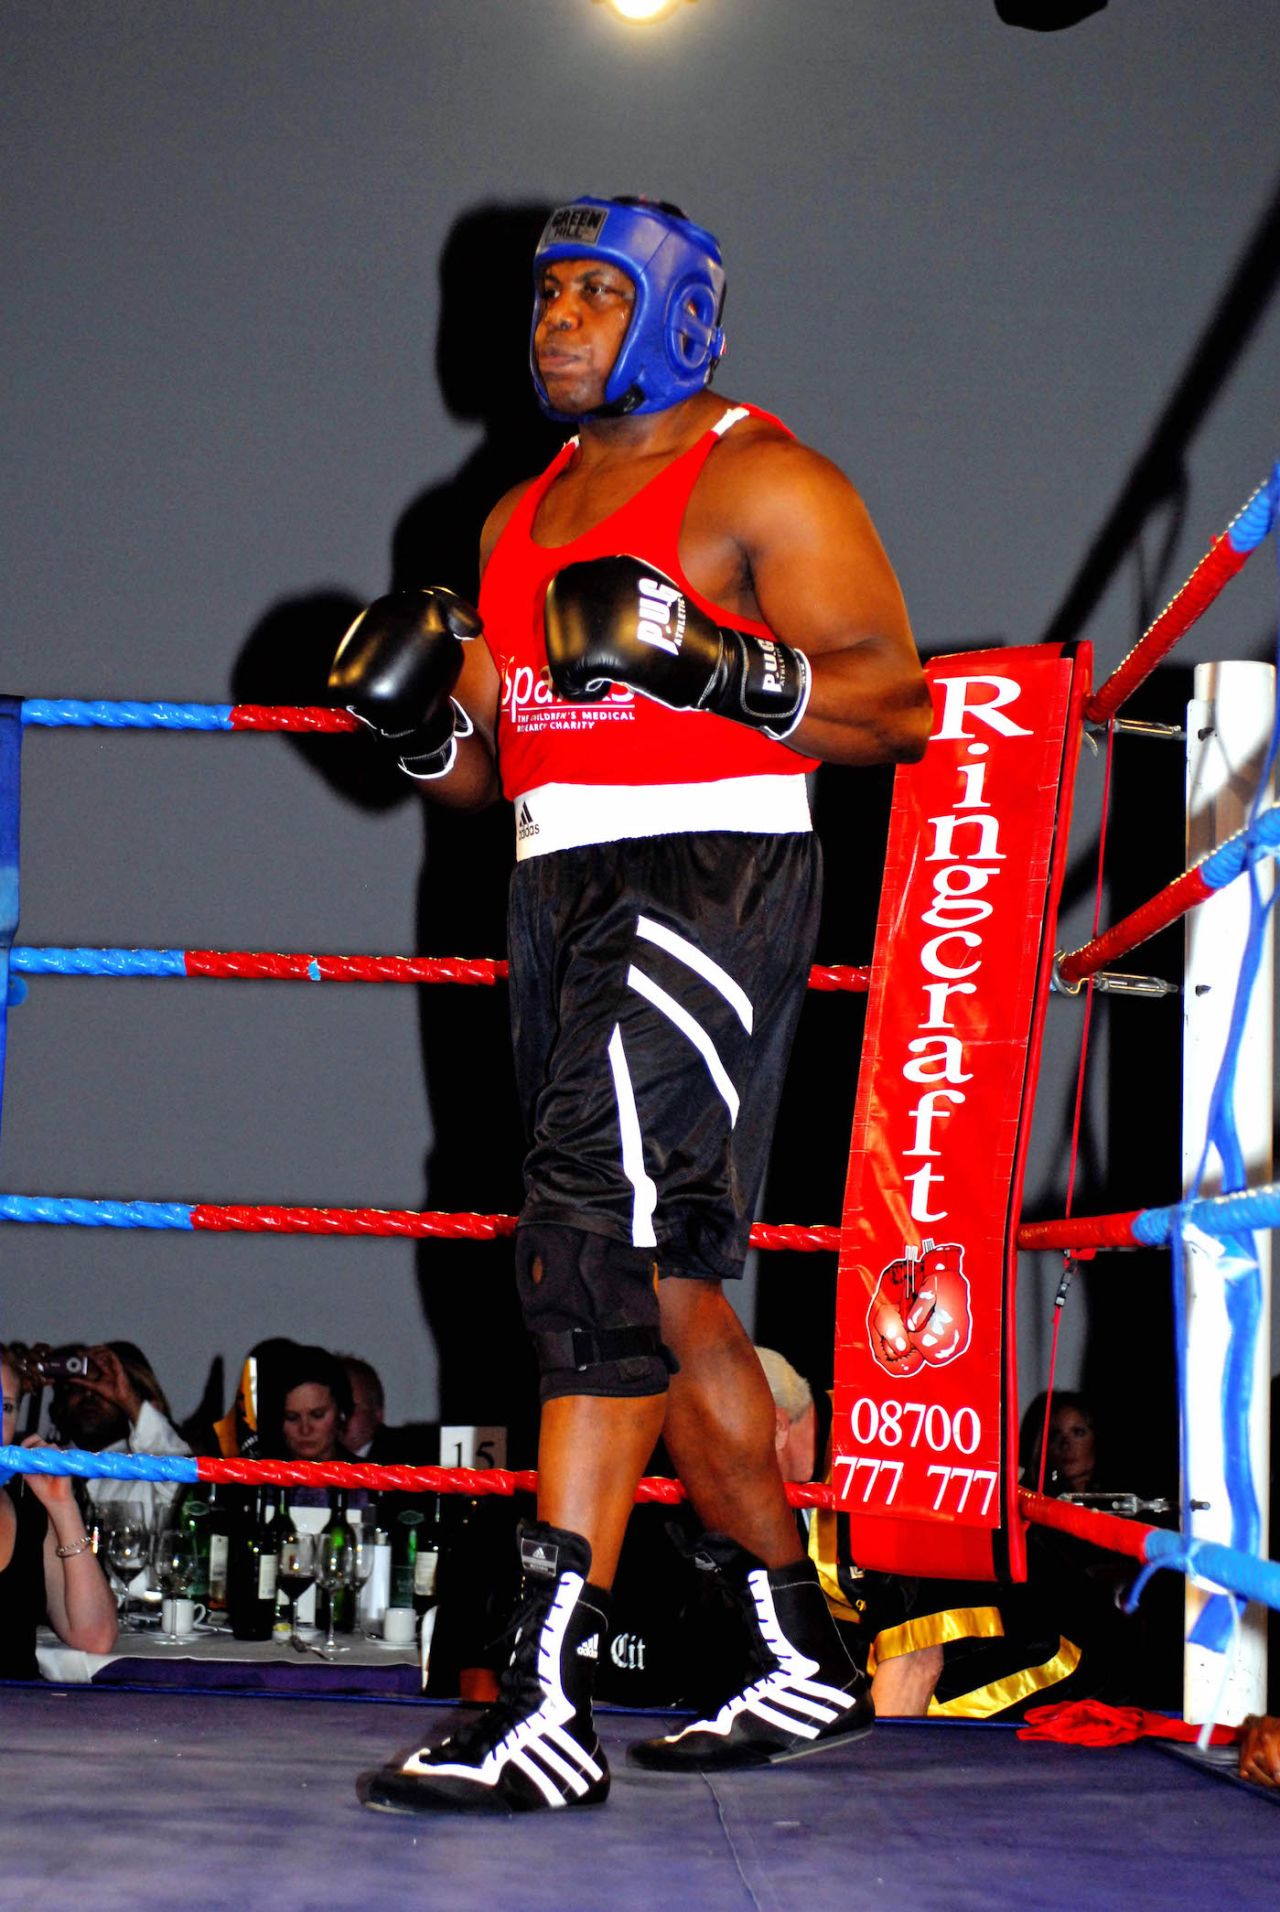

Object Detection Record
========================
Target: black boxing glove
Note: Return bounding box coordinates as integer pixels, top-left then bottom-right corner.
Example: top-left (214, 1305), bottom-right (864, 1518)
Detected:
top-left (328, 586), bottom-right (483, 780)
top-left (544, 555), bottom-right (811, 740)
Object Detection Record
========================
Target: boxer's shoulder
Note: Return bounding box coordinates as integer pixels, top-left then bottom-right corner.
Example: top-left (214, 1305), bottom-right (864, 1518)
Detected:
top-left (480, 477), bottom-right (539, 570)
top-left (677, 423), bottom-right (857, 608)
top-left (707, 414), bottom-right (856, 497)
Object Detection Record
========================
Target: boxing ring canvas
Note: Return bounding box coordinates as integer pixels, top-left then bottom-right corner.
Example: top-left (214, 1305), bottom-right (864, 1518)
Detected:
top-left (3, 1689), bottom-right (1276, 1912)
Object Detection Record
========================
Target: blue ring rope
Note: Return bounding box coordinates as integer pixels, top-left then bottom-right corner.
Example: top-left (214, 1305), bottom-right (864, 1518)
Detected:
top-left (1131, 1180), bottom-right (1280, 1246)
top-left (20, 701), bottom-right (235, 730)
top-left (1226, 461), bottom-right (1280, 553)
top-left (0, 1446), bottom-right (199, 1485)
top-left (1141, 1529), bottom-right (1280, 1613)
top-left (0, 1196), bottom-right (193, 1229)
top-left (1199, 802), bottom-right (1280, 890)
top-left (0, 698), bottom-right (21, 1153)
top-left (10, 947), bottom-right (187, 977)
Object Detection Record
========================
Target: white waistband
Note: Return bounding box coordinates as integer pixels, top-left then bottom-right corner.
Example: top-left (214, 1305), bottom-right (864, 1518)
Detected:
top-left (512, 776), bottom-right (812, 860)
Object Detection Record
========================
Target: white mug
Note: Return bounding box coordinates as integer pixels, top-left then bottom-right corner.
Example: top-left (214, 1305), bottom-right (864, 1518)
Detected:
top-left (381, 1606), bottom-right (418, 1646)
top-left (161, 1596), bottom-right (208, 1638)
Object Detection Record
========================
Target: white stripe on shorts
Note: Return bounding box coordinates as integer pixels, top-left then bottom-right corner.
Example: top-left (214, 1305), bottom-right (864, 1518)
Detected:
top-left (626, 965), bottom-right (740, 1126)
top-left (607, 1024), bottom-right (659, 1248)
top-left (635, 915), bottom-right (753, 1032)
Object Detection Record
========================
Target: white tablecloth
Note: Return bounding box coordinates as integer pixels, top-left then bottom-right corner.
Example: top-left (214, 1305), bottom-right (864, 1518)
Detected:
top-left (36, 1623), bottom-right (420, 1685)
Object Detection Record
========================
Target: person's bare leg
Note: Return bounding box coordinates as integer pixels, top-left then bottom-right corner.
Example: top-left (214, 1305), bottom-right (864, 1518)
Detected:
top-left (536, 1391), bottom-right (667, 1589)
top-left (629, 1278), bottom-right (873, 1771)
top-left (658, 1277), bottom-right (803, 1567)
top-left (870, 1644), bottom-right (943, 1717)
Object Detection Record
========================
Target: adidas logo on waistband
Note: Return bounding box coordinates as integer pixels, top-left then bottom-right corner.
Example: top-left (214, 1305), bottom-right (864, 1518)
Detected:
top-left (517, 799), bottom-right (540, 843)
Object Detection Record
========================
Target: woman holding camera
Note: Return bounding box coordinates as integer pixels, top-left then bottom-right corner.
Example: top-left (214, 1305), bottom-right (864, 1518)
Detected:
top-left (1, 1347), bottom-right (117, 1678)
top-left (45, 1341), bottom-right (194, 1529)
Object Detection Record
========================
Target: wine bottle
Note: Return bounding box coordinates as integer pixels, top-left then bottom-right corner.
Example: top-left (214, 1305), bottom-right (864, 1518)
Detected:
top-left (323, 1492), bottom-right (354, 1635)
top-left (412, 1495), bottom-right (442, 1620)
top-left (178, 1491), bottom-right (210, 1601)
top-left (205, 1484), bottom-right (232, 1613)
top-left (228, 1489), bottom-right (279, 1641)
top-left (390, 1507), bottom-right (422, 1613)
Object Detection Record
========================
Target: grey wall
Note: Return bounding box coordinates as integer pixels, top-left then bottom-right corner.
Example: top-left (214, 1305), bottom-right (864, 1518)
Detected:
top-left (3, 1), bottom-right (1278, 1455)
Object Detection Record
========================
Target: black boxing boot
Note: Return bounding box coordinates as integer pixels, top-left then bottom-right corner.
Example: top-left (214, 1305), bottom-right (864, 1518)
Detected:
top-left (628, 1534), bottom-right (873, 1771)
top-left (358, 1522), bottom-right (611, 1815)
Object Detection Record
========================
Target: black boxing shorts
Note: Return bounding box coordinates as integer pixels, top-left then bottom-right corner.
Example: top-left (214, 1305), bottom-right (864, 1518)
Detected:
top-left (507, 829), bottom-right (821, 1280)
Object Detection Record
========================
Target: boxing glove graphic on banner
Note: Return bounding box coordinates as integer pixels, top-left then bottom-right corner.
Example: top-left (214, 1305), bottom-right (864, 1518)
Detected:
top-left (867, 1240), bottom-right (972, 1377)
top-left (867, 1253), bottom-right (928, 1376)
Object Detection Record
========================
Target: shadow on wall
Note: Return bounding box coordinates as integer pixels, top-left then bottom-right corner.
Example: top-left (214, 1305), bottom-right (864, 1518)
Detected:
top-left (231, 203), bottom-right (560, 1452)
top-left (394, 203), bottom-right (561, 1455)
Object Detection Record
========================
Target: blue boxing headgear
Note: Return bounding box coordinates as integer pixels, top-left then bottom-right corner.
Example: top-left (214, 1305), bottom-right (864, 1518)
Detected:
top-left (531, 195), bottom-right (726, 421)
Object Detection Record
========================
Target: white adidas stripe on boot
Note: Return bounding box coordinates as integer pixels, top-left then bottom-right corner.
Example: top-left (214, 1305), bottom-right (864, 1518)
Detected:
top-left (629, 1535), bottom-right (873, 1771)
top-left (358, 1522), bottom-right (611, 1814)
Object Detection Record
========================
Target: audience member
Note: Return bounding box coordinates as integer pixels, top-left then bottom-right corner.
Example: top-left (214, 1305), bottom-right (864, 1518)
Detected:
top-left (1, 1347), bottom-right (117, 1677)
top-left (273, 1350), bottom-right (355, 1466)
top-left (1046, 1395), bottom-right (1099, 1494)
top-left (1020, 1391), bottom-right (1104, 1496)
top-left (256, 1343), bottom-right (377, 1531)
top-left (1017, 1386), bottom-right (1186, 1706)
top-left (757, 1345), bottom-right (818, 1485)
top-left (43, 1340), bottom-right (193, 1527)
top-left (340, 1356), bottom-right (386, 1459)
top-left (336, 1354), bottom-right (434, 1465)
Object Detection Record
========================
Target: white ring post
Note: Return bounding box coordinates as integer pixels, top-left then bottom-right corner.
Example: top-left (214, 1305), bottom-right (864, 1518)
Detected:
top-left (1183, 660), bottom-right (1274, 1724)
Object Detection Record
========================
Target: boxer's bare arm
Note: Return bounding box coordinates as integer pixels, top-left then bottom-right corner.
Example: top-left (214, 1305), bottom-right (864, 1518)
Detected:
top-left (701, 433), bottom-right (932, 768)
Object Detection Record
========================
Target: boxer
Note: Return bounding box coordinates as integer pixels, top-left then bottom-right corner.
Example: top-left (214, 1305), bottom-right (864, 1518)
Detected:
top-left (332, 195), bottom-right (931, 1813)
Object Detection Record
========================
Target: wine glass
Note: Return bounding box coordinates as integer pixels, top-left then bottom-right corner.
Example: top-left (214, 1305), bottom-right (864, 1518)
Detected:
top-left (317, 1530), bottom-right (374, 1658)
top-left (105, 1518), bottom-right (150, 1627)
top-left (277, 1530), bottom-right (318, 1653)
top-left (317, 1532), bottom-right (351, 1658)
top-left (153, 1528), bottom-right (196, 1595)
top-left (349, 1526), bottom-right (375, 1612)
top-left (153, 1529), bottom-right (197, 1639)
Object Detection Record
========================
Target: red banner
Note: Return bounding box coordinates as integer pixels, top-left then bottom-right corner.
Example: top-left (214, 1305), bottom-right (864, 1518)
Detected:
top-left (833, 644), bottom-right (1090, 1581)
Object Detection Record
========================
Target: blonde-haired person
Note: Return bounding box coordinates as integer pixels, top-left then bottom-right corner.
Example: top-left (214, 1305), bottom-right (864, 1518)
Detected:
top-left (1, 1347), bottom-right (117, 1679)
top-left (755, 1345), bottom-right (819, 1487)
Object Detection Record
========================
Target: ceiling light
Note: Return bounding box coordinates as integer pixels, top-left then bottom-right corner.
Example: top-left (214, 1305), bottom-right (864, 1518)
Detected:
top-left (595, 0), bottom-right (694, 25)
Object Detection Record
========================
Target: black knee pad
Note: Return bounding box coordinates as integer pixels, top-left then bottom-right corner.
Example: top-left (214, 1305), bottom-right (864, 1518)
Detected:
top-left (515, 1223), bottom-right (675, 1401)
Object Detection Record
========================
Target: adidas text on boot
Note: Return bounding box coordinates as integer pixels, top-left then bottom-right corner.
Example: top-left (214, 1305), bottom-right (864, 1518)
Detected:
top-left (358, 1522), bottom-right (611, 1814)
top-left (629, 1544), bottom-right (873, 1771)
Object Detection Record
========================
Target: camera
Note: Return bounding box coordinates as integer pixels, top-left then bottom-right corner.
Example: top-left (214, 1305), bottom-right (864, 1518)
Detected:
top-left (24, 1348), bottom-right (93, 1383)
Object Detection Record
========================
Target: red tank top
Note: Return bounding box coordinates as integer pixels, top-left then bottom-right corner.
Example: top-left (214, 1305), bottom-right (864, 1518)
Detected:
top-left (480, 403), bottom-right (819, 807)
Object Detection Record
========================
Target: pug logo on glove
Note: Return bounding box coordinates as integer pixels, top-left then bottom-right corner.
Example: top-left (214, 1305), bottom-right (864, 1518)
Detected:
top-left (867, 1239), bottom-right (972, 1376)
